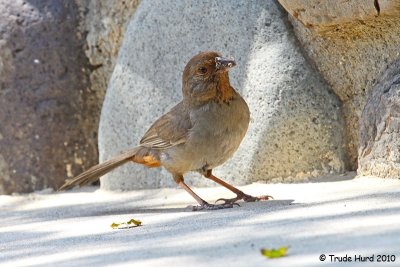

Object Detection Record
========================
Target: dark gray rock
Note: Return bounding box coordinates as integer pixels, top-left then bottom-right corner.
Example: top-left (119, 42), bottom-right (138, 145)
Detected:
top-left (0, 0), bottom-right (99, 194)
top-left (359, 60), bottom-right (400, 178)
top-left (99, 0), bottom-right (347, 190)
top-left (76, 0), bottom-right (140, 108)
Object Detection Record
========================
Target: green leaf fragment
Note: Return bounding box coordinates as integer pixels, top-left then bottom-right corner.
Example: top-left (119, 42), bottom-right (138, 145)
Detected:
top-left (260, 246), bottom-right (289, 259)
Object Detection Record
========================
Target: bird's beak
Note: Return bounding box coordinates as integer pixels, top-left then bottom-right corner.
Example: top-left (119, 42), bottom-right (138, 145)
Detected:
top-left (215, 56), bottom-right (236, 71)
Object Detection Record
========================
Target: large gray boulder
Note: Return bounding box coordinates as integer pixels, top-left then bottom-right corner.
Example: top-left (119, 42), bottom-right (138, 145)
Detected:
top-left (359, 60), bottom-right (400, 178)
top-left (0, 0), bottom-right (99, 194)
top-left (99, 0), bottom-right (347, 190)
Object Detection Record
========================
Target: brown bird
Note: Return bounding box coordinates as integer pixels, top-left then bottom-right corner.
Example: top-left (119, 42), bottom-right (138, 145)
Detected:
top-left (60, 51), bottom-right (271, 210)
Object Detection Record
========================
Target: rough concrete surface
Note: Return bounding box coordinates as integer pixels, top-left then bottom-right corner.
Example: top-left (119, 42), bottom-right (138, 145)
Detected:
top-left (0, 0), bottom-right (98, 193)
top-left (359, 60), bottom-right (400, 178)
top-left (99, 0), bottom-right (346, 191)
top-left (289, 14), bottom-right (400, 169)
top-left (278, 0), bottom-right (400, 27)
top-left (1, 175), bottom-right (400, 267)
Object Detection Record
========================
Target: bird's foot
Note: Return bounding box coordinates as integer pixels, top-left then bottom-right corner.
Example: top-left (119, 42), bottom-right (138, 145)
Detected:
top-left (216, 192), bottom-right (273, 205)
top-left (192, 201), bottom-right (240, 211)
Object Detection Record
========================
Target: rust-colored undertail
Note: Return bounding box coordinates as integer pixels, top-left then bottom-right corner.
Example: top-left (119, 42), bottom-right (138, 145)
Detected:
top-left (59, 146), bottom-right (160, 191)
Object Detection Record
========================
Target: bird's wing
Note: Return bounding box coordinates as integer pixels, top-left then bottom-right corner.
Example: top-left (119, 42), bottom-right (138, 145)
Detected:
top-left (140, 102), bottom-right (191, 149)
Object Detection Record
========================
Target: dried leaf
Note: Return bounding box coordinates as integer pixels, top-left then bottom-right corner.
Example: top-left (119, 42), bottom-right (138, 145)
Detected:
top-left (110, 218), bottom-right (142, 229)
top-left (260, 246), bottom-right (289, 259)
top-left (110, 222), bottom-right (120, 229)
top-left (127, 219), bottom-right (142, 226)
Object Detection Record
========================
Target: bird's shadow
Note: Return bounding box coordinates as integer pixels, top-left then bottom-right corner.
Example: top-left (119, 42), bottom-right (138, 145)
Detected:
top-left (86, 199), bottom-right (295, 217)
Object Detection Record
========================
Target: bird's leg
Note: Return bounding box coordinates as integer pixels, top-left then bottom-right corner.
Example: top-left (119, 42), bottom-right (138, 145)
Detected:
top-left (174, 174), bottom-right (238, 211)
top-left (203, 170), bottom-right (273, 204)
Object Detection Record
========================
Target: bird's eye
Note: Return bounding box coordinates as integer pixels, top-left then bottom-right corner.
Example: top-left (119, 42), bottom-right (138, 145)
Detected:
top-left (198, 67), bottom-right (208, 74)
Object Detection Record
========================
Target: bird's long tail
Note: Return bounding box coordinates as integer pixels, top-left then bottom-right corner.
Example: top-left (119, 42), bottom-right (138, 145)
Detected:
top-left (59, 147), bottom-right (143, 191)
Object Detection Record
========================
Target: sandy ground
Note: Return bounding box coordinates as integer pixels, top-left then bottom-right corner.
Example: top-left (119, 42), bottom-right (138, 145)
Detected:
top-left (1, 174), bottom-right (400, 267)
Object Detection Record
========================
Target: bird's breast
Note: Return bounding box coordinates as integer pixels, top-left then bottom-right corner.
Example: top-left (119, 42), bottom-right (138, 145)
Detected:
top-left (159, 94), bottom-right (250, 174)
top-left (186, 94), bottom-right (250, 169)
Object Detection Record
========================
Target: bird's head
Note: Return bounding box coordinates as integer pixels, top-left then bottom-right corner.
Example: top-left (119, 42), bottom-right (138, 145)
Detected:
top-left (182, 51), bottom-right (236, 105)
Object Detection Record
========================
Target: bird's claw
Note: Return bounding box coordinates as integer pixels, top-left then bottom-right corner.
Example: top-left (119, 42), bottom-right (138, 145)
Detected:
top-left (215, 197), bottom-right (241, 205)
top-left (192, 201), bottom-right (239, 211)
top-left (215, 193), bottom-right (273, 205)
top-left (254, 195), bottom-right (274, 201)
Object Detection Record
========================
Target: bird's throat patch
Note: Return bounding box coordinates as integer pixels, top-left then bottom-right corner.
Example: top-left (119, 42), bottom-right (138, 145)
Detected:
top-left (216, 74), bottom-right (234, 104)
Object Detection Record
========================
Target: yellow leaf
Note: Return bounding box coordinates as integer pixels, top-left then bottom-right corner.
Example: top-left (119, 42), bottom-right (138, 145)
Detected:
top-left (110, 218), bottom-right (142, 229)
top-left (260, 246), bottom-right (289, 259)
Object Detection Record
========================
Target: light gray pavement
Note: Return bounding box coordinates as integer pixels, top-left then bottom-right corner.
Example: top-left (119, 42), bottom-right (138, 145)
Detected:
top-left (1, 174), bottom-right (400, 267)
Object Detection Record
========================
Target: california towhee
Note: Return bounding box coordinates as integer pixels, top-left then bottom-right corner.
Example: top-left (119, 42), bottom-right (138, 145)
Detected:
top-left (60, 51), bottom-right (271, 210)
